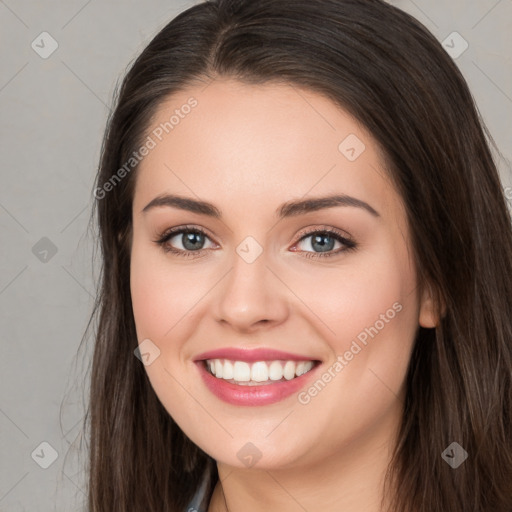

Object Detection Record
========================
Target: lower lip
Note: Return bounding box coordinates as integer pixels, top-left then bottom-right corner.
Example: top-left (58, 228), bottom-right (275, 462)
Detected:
top-left (196, 361), bottom-right (321, 406)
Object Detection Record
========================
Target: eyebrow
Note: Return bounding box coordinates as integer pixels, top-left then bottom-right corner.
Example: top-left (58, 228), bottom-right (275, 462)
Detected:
top-left (142, 193), bottom-right (380, 218)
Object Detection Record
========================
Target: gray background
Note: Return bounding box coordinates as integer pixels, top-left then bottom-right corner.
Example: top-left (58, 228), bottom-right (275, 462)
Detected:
top-left (0, 1), bottom-right (511, 510)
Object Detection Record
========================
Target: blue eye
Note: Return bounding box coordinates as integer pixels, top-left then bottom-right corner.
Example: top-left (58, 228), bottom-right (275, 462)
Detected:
top-left (292, 228), bottom-right (357, 259)
top-left (154, 225), bottom-right (357, 259)
top-left (155, 226), bottom-right (215, 257)
top-left (170, 230), bottom-right (208, 251)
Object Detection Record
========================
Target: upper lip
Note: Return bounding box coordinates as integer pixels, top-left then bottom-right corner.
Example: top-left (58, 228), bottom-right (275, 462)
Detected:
top-left (194, 347), bottom-right (320, 363)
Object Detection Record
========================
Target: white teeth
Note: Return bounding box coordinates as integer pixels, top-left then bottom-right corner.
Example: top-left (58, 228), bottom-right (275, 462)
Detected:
top-left (233, 361), bottom-right (251, 381)
top-left (214, 359), bottom-right (223, 378)
top-left (223, 360), bottom-right (234, 379)
top-left (251, 361), bottom-right (268, 382)
top-left (269, 360), bottom-right (283, 380)
top-left (283, 361), bottom-right (296, 380)
top-left (205, 359), bottom-right (315, 383)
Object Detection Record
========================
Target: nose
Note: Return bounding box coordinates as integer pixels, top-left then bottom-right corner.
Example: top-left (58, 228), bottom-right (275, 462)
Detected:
top-left (213, 245), bottom-right (290, 333)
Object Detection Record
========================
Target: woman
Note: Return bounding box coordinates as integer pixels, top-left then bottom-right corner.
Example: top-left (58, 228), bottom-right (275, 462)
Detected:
top-left (85, 0), bottom-right (512, 510)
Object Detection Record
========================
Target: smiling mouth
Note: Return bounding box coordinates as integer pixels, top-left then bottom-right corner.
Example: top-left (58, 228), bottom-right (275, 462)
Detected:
top-left (203, 358), bottom-right (320, 386)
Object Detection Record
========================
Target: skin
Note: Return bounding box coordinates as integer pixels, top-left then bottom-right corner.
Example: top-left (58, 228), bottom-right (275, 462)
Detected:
top-left (129, 77), bottom-right (438, 512)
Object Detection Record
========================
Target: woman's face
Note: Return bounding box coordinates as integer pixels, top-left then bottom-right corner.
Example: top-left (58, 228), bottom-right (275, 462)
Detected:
top-left (130, 78), bottom-right (437, 470)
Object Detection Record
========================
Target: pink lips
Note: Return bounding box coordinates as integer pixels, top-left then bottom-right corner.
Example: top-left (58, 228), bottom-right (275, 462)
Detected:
top-left (194, 347), bottom-right (321, 406)
top-left (194, 347), bottom-right (317, 363)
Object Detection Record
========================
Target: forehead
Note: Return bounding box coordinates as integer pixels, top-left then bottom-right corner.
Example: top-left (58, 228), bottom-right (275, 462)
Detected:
top-left (133, 78), bottom-right (402, 221)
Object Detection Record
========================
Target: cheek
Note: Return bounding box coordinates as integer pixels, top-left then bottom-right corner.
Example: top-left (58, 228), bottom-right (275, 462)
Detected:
top-left (130, 240), bottom-right (205, 344)
top-left (291, 241), bottom-right (420, 390)
top-left (295, 255), bottom-right (416, 343)
top-left (347, 214), bottom-right (418, 377)
top-left (281, 246), bottom-right (419, 452)
top-left (129, 241), bottom-right (209, 422)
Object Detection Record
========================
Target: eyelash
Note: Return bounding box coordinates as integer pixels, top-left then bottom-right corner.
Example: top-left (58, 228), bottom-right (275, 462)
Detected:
top-left (153, 224), bottom-right (357, 260)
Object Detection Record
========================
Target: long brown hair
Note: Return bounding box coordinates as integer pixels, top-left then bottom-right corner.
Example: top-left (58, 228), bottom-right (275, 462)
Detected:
top-left (81, 0), bottom-right (512, 510)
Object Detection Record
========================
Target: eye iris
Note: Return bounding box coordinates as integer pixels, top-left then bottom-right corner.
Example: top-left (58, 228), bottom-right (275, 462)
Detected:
top-left (182, 231), bottom-right (204, 251)
top-left (311, 233), bottom-right (335, 252)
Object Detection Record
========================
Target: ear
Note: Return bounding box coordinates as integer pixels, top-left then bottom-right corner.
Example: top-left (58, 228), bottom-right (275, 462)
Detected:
top-left (418, 282), bottom-right (443, 328)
